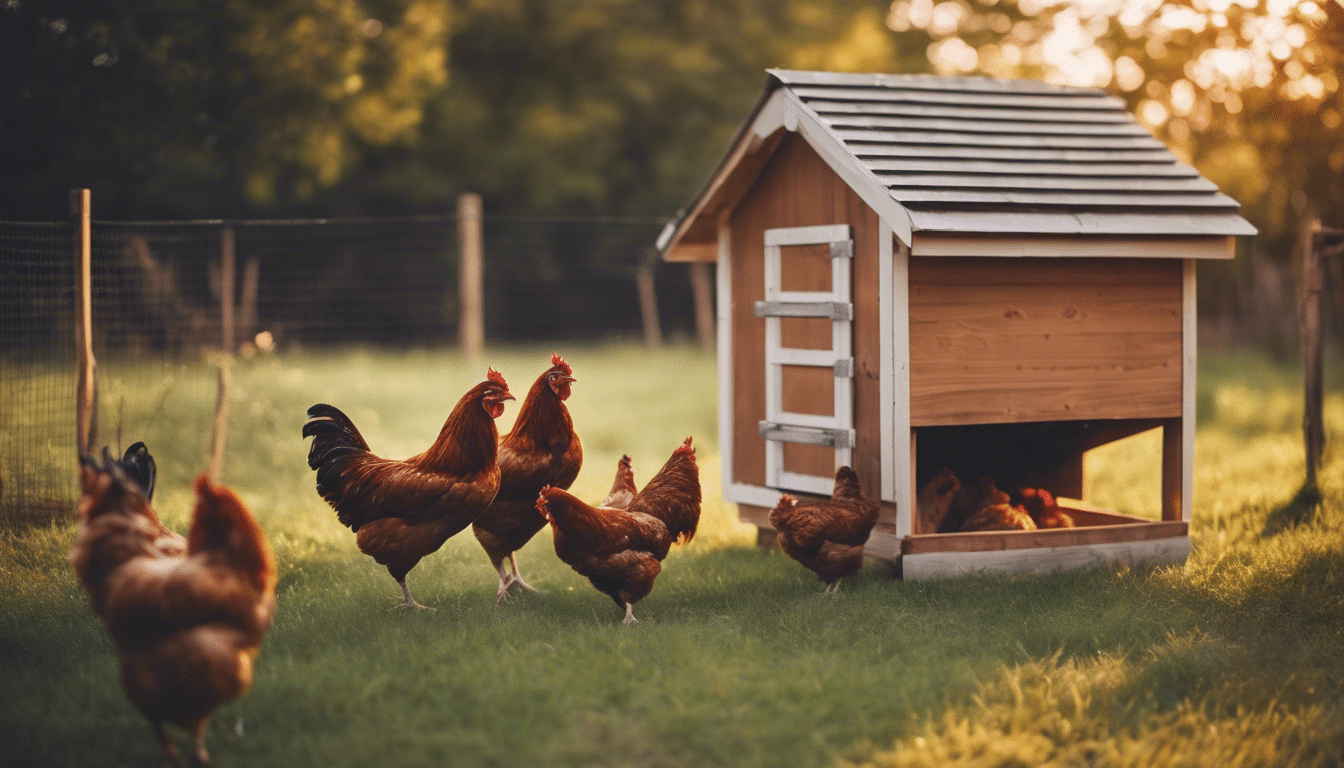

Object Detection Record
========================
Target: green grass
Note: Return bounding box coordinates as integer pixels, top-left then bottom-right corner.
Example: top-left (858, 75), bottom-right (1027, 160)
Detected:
top-left (1, 343), bottom-right (1342, 767)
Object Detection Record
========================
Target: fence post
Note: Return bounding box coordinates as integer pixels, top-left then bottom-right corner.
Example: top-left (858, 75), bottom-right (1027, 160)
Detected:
top-left (71, 189), bottom-right (97, 456)
top-left (458, 193), bottom-right (484, 367)
top-left (636, 261), bottom-right (662, 349)
top-left (208, 227), bottom-right (235, 481)
top-left (1304, 223), bottom-right (1344, 489)
top-left (690, 262), bottom-right (715, 351)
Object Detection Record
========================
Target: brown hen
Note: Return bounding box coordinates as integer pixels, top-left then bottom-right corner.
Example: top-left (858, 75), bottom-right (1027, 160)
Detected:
top-left (472, 354), bottom-right (582, 604)
top-left (70, 452), bottom-right (276, 766)
top-left (768, 466), bottom-right (881, 594)
top-left (536, 439), bottom-right (701, 624)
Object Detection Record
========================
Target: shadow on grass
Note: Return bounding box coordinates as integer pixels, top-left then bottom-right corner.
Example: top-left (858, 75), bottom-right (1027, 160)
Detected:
top-left (1262, 481), bottom-right (1323, 536)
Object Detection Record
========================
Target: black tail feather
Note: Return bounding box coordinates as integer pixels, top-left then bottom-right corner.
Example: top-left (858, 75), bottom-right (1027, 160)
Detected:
top-left (119, 441), bottom-right (157, 502)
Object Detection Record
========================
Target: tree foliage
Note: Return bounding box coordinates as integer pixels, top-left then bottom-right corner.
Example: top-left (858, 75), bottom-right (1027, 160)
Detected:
top-left (1, 0), bottom-right (915, 218)
top-left (889, 0), bottom-right (1344, 248)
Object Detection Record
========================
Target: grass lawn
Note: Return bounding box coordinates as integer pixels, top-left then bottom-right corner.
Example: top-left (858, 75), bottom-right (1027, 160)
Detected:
top-left (1, 344), bottom-right (1341, 767)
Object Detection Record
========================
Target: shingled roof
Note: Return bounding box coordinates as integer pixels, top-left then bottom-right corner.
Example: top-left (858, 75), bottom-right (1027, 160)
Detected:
top-left (658, 69), bottom-right (1255, 259)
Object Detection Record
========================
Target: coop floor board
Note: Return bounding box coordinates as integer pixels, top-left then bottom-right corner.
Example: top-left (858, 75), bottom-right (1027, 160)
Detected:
top-left (899, 534), bottom-right (1191, 580)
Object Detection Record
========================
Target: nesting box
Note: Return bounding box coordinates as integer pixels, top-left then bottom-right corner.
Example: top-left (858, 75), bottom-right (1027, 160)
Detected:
top-left (658, 70), bottom-right (1255, 578)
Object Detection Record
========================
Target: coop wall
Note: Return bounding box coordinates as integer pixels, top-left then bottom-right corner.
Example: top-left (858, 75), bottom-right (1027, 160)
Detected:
top-left (726, 133), bottom-right (887, 514)
top-left (908, 256), bottom-right (1185, 426)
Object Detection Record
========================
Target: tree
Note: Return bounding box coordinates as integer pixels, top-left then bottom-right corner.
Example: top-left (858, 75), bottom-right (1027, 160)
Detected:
top-left (1, 0), bottom-right (450, 217)
top-left (885, 0), bottom-right (1344, 248)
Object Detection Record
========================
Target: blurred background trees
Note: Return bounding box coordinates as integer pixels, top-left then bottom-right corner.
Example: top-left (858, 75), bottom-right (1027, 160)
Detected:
top-left (2, 0), bottom-right (1341, 348)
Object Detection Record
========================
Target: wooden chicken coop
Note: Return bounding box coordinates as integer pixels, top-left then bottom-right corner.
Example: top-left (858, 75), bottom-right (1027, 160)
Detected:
top-left (657, 70), bottom-right (1255, 578)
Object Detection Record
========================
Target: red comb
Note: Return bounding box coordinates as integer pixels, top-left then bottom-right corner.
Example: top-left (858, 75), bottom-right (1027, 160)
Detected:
top-left (550, 353), bottom-right (571, 375)
top-left (487, 367), bottom-right (508, 388)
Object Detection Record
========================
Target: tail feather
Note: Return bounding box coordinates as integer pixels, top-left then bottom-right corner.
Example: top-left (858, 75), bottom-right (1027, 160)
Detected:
top-left (629, 437), bottom-right (701, 545)
top-left (189, 475), bottom-right (277, 596)
top-left (303, 403), bottom-right (372, 477)
top-left (600, 455), bottom-right (637, 510)
top-left (119, 442), bottom-right (157, 502)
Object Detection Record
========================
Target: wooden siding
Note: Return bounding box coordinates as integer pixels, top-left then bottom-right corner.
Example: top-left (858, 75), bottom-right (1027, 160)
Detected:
top-left (729, 134), bottom-right (884, 502)
top-left (909, 257), bottom-right (1184, 425)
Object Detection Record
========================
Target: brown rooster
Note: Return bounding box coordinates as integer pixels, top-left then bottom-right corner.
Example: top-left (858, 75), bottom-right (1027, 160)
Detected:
top-left (536, 438), bottom-right (701, 624)
top-left (303, 369), bottom-right (514, 609)
top-left (768, 466), bottom-right (881, 594)
top-left (70, 451), bottom-right (276, 766)
top-left (472, 354), bottom-right (582, 605)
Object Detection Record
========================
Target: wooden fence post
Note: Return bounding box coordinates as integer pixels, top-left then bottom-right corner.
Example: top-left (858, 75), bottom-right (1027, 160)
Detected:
top-left (458, 193), bottom-right (484, 367)
top-left (1305, 224), bottom-right (1344, 489)
top-left (208, 227), bottom-right (236, 481)
top-left (690, 262), bottom-right (715, 351)
top-left (71, 189), bottom-right (97, 456)
top-left (239, 255), bottom-right (259, 349)
top-left (636, 261), bottom-right (663, 349)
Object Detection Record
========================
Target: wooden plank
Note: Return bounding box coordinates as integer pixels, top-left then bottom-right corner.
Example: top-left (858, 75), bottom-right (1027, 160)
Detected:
top-left (781, 365), bottom-right (836, 416)
top-left (764, 223), bottom-right (851, 246)
top-left (867, 159), bottom-right (1197, 177)
top-left (1162, 418), bottom-right (1184, 522)
top-left (783, 441), bottom-right (839, 480)
top-left (789, 85), bottom-right (1126, 111)
top-left (911, 255), bottom-right (1182, 285)
top-left (910, 235), bottom-right (1229, 260)
top-left (879, 174), bottom-right (1217, 194)
top-left (832, 127), bottom-right (1166, 150)
top-left (900, 535), bottom-right (1191, 577)
top-left (910, 299), bottom-right (1183, 336)
top-left (849, 143), bottom-right (1176, 163)
top-left (804, 99), bottom-right (1134, 123)
top-left (779, 242), bottom-right (833, 292)
top-left (716, 216), bottom-right (735, 494)
top-left (667, 240), bottom-right (717, 263)
top-left (910, 334), bottom-right (1183, 381)
top-left (819, 113), bottom-right (1152, 137)
top-left (907, 209), bottom-right (1258, 238)
top-left (911, 380), bottom-right (1182, 426)
top-left (1181, 258), bottom-right (1197, 521)
top-left (901, 519), bottom-right (1188, 555)
top-left (887, 189), bottom-right (1237, 208)
top-left (780, 317), bottom-right (833, 350)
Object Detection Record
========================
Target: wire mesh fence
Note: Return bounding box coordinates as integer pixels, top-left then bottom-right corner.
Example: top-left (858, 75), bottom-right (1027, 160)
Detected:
top-left (1, 211), bottom-right (703, 522)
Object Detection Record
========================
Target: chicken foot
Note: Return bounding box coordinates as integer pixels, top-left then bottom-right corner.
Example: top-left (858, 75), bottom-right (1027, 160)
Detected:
top-left (822, 579), bottom-right (842, 596)
top-left (153, 723), bottom-right (183, 767)
top-left (391, 579), bottom-right (435, 611)
top-left (622, 603), bottom-right (638, 625)
top-left (492, 554), bottom-right (542, 606)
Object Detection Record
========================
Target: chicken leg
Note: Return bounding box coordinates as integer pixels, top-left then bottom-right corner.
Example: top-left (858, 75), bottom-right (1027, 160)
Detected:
top-left (393, 579), bottom-right (434, 611)
top-left (493, 554), bottom-right (541, 606)
top-left (622, 603), bottom-right (638, 625)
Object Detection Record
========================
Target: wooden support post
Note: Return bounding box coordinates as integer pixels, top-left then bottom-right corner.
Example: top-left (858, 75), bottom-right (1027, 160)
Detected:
top-left (1161, 417), bottom-right (1183, 521)
top-left (1301, 218), bottom-right (1325, 489)
top-left (689, 262), bottom-right (714, 350)
top-left (458, 193), bottom-right (484, 367)
top-left (71, 189), bottom-right (97, 456)
top-left (636, 261), bottom-right (662, 349)
top-left (208, 227), bottom-right (236, 481)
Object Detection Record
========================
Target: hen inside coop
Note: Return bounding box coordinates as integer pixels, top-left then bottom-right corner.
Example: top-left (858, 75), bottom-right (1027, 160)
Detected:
top-left (910, 419), bottom-right (1180, 540)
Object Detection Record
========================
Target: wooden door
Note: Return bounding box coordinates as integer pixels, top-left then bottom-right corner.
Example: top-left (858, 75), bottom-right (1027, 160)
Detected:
top-left (755, 224), bottom-right (855, 495)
